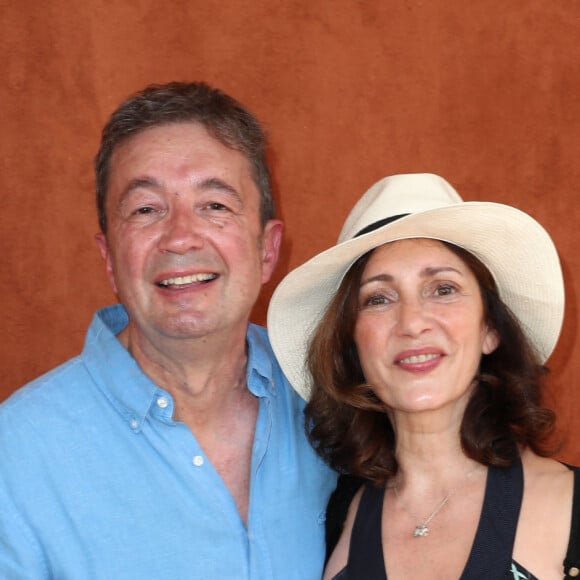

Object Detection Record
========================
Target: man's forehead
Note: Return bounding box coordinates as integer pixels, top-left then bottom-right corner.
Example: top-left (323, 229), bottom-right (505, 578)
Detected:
top-left (112, 121), bottom-right (210, 155)
top-left (106, 124), bottom-right (258, 203)
top-left (109, 122), bottom-right (251, 169)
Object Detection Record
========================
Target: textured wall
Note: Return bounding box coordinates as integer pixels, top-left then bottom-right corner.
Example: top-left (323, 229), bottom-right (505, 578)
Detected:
top-left (2, 0), bottom-right (579, 461)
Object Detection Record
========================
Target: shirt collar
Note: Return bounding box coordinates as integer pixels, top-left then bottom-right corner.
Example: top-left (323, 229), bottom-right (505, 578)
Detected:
top-left (82, 306), bottom-right (278, 430)
top-left (245, 323), bottom-right (278, 399)
top-left (82, 305), bottom-right (160, 431)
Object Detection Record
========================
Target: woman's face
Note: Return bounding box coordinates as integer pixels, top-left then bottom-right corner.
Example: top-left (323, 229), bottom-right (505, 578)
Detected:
top-left (353, 238), bottom-right (498, 414)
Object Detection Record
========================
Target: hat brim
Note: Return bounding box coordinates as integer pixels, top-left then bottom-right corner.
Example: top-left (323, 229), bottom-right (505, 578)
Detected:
top-left (267, 201), bottom-right (564, 401)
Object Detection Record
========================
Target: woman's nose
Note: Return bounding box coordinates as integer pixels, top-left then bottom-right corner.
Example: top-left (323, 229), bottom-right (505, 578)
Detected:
top-left (395, 298), bottom-right (431, 337)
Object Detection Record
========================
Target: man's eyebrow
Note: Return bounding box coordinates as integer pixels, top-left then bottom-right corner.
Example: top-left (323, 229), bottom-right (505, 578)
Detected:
top-left (118, 176), bottom-right (161, 206)
top-left (198, 177), bottom-right (243, 203)
top-left (117, 175), bottom-right (244, 207)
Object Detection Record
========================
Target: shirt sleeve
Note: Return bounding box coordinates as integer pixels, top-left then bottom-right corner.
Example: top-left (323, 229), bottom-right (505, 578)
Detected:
top-left (0, 482), bottom-right (50, 579)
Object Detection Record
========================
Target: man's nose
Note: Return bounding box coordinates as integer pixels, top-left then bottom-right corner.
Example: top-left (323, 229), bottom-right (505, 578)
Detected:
top-left (158, 208), bottom-right (205, 254)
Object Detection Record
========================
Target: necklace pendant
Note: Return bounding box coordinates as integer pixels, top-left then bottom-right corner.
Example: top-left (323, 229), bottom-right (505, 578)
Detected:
top-left (413, 524), bottom-right (429, 537)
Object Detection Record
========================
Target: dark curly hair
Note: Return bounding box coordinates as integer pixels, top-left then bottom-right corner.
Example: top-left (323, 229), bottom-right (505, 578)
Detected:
top-left (305, 241), bottom-right (557, 486)
top-left (94, 81), bottom-right (275, 234)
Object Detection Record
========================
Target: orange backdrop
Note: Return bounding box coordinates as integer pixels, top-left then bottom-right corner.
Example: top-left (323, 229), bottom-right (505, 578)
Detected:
top-left (2, 0), bottom-right (579, 462)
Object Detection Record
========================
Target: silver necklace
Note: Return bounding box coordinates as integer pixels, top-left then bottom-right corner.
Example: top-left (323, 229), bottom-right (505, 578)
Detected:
top-left (392, 466), bottom-right (480, 538)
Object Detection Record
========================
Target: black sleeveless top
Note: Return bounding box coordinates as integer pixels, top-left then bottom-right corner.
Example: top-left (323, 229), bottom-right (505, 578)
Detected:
top-left (330, 459), bottom-right (580, 579)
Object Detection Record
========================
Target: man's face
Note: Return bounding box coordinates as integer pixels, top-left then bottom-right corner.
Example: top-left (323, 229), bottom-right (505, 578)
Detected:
top-left (96, 122), bottom-right (281, 348)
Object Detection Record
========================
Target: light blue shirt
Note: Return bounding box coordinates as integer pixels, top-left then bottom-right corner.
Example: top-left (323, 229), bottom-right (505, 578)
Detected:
top-left (0, 305), bottom-right (336, 579)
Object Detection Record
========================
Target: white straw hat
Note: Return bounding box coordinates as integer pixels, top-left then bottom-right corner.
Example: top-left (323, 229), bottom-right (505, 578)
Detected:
top-left (267, 173), bottom-right (565, 401)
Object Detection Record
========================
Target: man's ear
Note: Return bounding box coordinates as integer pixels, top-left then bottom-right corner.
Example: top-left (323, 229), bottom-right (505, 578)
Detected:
top-left (95, 233), bottom-right (118, 294)
top-left (260, 220), bottom-right (284, 284)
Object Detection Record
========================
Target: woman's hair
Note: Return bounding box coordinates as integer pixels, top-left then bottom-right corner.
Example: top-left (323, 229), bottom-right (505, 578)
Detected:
top-left (305, 240), bottom-right (557, 486)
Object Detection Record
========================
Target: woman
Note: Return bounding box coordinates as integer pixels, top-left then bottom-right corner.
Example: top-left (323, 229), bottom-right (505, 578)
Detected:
top-left (268, 173), bottom-right (580, 579)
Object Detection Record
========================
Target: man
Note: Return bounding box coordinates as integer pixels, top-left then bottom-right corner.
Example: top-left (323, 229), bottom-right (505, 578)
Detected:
top-left (0, 82), bottom-right (336, 579)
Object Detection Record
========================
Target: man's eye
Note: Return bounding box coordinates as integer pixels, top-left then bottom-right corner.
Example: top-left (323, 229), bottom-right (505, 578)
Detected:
top-left (134, 206), bottom-right (156, 215)
top-left (207, 202), bottom-right (228, 211)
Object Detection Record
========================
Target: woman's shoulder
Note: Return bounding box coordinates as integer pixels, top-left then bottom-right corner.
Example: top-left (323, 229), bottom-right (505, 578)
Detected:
top-left (514, 451), bottom-right (574, 578)
top-left (519, 452), bottom-right (573, 529)
top-left (521, 450), bottom-right (575, 488)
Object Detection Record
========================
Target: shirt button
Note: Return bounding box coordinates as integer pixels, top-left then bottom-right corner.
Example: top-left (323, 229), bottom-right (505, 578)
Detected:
top-left (156, 396), bottom-right (169, 409)
top-left (192, 455), bottom-right (204, 467)
top-left (130, 419), bottom-right (138, 429)
top-left (569, 567), bottom-right (580, 577)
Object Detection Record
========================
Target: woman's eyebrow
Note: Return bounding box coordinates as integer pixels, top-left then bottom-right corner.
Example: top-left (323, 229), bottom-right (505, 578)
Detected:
top-left (360, 265), bottom-right (463, 287)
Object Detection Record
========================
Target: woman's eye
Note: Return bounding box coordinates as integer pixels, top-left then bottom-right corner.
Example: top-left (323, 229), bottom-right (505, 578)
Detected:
top-left (434, 284), bottom-right (456, 296)
top-left (370, 295), bottom-right (387, 305)
top-left (361, 294), bottom-right (390, 307)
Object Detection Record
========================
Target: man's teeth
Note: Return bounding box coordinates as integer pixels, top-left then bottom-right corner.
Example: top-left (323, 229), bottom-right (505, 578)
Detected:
top-left (159, 273), bottom-right (217, 286)
top-left (399, 353), bottom-right (440, 364)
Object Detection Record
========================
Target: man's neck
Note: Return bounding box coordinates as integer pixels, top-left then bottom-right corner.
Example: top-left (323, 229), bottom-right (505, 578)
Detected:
top-left (117, 321), bottom-right (258, 524)
top-left (118, 322), bottom-right (250, 408)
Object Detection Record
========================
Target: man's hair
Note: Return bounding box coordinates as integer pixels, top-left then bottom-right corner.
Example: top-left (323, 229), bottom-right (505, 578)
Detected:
top-left (305, 241), bottom-right (557, 486)
top-left (94, 81), bottom-right (275, 233)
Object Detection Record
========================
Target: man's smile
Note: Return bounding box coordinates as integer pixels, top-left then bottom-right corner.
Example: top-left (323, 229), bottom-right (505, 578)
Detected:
top-left (156, 272), bottom-right (218, 287)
